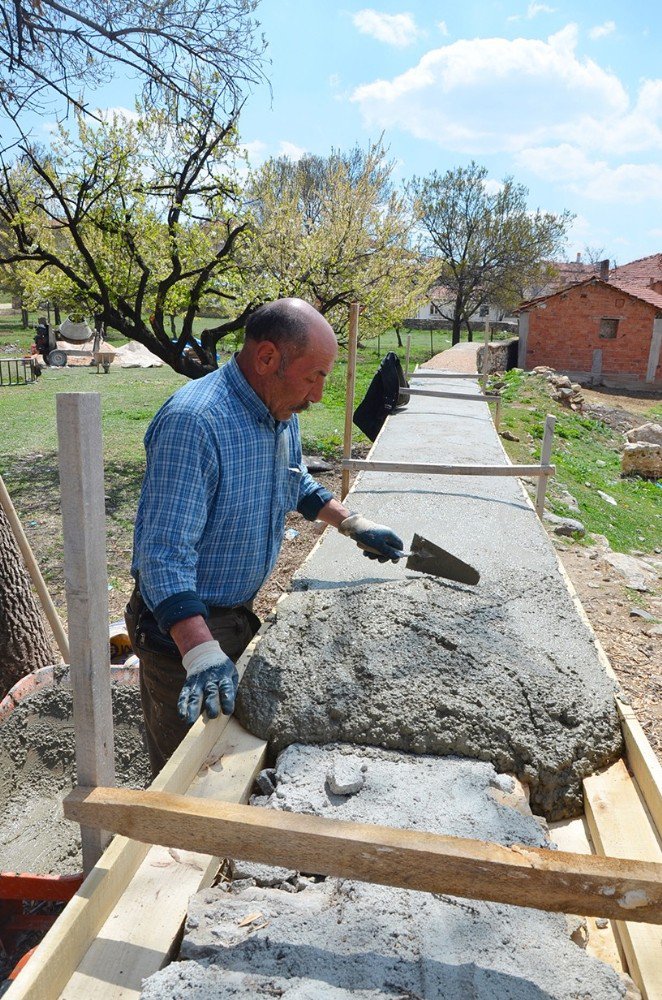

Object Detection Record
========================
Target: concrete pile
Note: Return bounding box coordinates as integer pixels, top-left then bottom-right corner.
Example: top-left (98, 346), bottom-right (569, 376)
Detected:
top-left (0, 670), bottom-right (148, 874)
top-left (236, 574), bottom-right (621, 820)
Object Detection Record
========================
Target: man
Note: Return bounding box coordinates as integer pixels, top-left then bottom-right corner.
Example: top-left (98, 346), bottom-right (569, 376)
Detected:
top-left (127, 298), bottom-right (403, 776)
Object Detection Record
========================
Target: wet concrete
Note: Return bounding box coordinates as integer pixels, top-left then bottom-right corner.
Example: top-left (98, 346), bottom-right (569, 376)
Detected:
top-left (141, 745), bottom-right (631, 1000)
top-left (236, 575), bottom-right (621, 819)
top-left (236, 375), bottom-right (622, 820)
top-left (0, 670), bottom-right (149, 874)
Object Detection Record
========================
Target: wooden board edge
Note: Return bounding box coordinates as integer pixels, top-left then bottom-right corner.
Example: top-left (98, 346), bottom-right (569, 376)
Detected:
top-left (617, 699), bottom-right (662, 841)
top-left (584, 760), bottom-right (662, 1000)
top-left (58, 721), bottom-right (267, 999)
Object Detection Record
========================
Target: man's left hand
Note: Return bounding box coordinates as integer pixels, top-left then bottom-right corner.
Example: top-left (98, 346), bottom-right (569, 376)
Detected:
top-left (177, 641), bottom-right (239, 724)
top-left (339, 513), bottom-right (404, 563)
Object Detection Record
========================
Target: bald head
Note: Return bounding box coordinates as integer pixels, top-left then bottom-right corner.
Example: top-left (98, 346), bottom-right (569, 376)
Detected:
top-left (238, 298), bottom-right (338, 422)
top-left (245, 298), bottom-right (335, 359)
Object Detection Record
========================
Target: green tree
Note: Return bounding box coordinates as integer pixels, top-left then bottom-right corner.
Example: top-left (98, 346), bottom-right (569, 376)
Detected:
top-left (245, 140), bottom-right (425, 339)
top-left (0, 101), bottom-right (254, 376)
top-left (410, 162), bottom-right (573, 346)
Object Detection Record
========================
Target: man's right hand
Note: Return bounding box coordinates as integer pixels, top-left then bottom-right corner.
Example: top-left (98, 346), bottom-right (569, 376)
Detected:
top-left (177, 640), bottom-right (239, 725)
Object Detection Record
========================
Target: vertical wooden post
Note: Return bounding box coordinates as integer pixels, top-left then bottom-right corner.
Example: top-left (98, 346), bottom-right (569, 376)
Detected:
top-left (535, 414), bottom-right (556, 519)
top-left (404, 333), bottom-right (411, 379)
top-left (341, 303), bottom-right (360, 501)
top-left (56, 393), bottom-right (116, 873)
top-left (494, 395), bottom-right (502, 432)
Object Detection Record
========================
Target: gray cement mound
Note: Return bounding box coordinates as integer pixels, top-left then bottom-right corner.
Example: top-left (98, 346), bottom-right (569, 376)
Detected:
top-left (235, 575), bottom-right (622, 819)
top-left (0, 675), bottom-right (149, 874)
top-left (141, 745), bottom-right (630, 999)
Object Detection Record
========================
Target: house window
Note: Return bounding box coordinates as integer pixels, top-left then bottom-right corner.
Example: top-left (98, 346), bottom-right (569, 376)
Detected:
top-left (599, 318), bottom-right (619, 339)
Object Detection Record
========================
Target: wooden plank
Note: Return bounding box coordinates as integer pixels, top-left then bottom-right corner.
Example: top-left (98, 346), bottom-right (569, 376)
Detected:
top-left (0, 473), bottom-right (70, 662)
top-left (535, 414), bottom-right (556, 518)
top-left (399, 386), bottom-right (499, 401)
top-left (59, 720), bottom-right (266, 999)
top-left (549, 817), bottom-right (625, 973)
top-left (413, 370), bottom-right (479, 378)
top-left (341, 302), bottom-right (360, 500)
top-left (64, 785), bottom-right (662, 925)
top-left (342, 459), bottom-right (555, 478)
top-left (617, 699), bottom-right (662, 838)
top-left (56, 393), bottom-right (115, 871)
top-left (4, 626), bottom-right (267, 1000)
top-left (584, 760), bottom-right (662, 1000)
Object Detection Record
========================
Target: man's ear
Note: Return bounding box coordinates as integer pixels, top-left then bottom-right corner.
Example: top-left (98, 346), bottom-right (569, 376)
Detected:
top-left (253, 339), bottom-right (281, 375)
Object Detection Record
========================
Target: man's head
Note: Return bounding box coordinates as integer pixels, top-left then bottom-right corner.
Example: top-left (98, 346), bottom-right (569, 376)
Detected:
top-left (237, 298), bottom-right (338, 422)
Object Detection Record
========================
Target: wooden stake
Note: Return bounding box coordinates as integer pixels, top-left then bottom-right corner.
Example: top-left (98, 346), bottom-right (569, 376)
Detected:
top-left (64, 785), bottom-right (662, 925)
top-left (494, 395), bottom-right (502, 431)
top-left (341, 302), bottom-right (360, 500)
top-left (56, 393), bottom-right (115, 873)
top-left (0, 473), bottom-right (70, 662)
top-left (535, 414), bottom-right (556, 518)
top-left (342, 459), bottom-right (554, 478)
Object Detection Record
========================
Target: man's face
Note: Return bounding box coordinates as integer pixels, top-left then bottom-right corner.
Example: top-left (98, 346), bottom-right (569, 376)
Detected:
top-left (268, 336), bottom-right (337, 422)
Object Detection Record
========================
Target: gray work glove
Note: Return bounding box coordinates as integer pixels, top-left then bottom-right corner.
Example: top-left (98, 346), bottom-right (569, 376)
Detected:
top-left (177, 640), bottom-right (239, 725)
top-left (339, 513), bottom-right (404, 564)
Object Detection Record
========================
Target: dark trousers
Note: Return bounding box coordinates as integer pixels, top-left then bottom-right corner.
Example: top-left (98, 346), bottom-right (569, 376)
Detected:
top-left (125, 586), bottom-right (260, 778)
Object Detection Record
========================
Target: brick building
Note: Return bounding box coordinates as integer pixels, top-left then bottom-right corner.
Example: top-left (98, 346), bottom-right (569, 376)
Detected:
top-left (516, 254), bottom-right (662, 389)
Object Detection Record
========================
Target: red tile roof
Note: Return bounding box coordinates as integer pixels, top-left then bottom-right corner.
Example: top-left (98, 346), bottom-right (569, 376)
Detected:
top-left (610, 253), bottom-right (662, 288)
top-left (517, 277), bottom-right (662, 313)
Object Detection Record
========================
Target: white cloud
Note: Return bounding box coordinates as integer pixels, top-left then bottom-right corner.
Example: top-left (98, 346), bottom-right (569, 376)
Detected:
top-left (437, 20), bottom-right (449, 37)
top-left (482, 178), bottom-right (504, 195)
top-left (589, 21), bottom-right (615, 40)
top-left (517, 144), bottom-right (662, 203)
top-left (329, 73), bottom-right (341, 88)
top-left (241, 139), bottom-right (267, 163)
top-left (279, 140), bottom-right (306, 161)
top-left (98, 106), bottom-right (140, 123)
top-left (508, 3), bottom-right (556, 22)
top-left (351, 25), bottom-right (630, 155)
top-left (352, 9), bottom-right (421, 48)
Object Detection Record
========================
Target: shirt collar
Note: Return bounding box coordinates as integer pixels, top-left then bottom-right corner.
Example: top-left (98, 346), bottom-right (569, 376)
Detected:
top-left (224, 354), bottom-right (290, 431)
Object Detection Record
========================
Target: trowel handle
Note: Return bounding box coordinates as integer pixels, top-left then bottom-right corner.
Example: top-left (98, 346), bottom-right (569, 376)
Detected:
top-left (356, 541), bottom-right (410, 559)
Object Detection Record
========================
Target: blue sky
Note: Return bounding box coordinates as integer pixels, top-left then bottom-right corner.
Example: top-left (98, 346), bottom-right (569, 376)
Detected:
top-left (50, 1), bottom-right (662, 265)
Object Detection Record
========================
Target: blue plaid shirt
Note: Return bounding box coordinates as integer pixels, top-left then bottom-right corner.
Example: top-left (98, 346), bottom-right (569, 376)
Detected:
top-left (132, 355), bottom-right (332, 632)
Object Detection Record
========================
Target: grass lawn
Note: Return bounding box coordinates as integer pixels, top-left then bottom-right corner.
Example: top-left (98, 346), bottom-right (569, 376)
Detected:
top-left (492, 369), bottom-right (662, 553)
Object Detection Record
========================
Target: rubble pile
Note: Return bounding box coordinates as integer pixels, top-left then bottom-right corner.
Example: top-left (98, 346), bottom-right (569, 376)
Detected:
top-left (531, 367), bottom-right (585, 410)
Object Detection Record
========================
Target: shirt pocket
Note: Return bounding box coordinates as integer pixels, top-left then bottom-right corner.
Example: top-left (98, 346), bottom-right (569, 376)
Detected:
top-left (281, 465), bottom-right (303, 513)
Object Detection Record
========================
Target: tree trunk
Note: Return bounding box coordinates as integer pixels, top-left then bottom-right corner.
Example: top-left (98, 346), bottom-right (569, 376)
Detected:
top-left (53, 303), bottom-right (61, 325)
top-left (395, 328), bottom-right (403, 348)
top-left (0, 507), bottom-right (55, 699)
top-left (20, 306), bottom-right (29, 330)
top-left (451, 313), bottom-right (462, 347)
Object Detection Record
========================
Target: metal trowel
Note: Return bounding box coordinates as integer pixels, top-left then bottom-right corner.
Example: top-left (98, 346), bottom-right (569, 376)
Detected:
top-left (360, 532), bottom-right (480, 585)
top-left (400, 532), bottom-right (480, 585)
